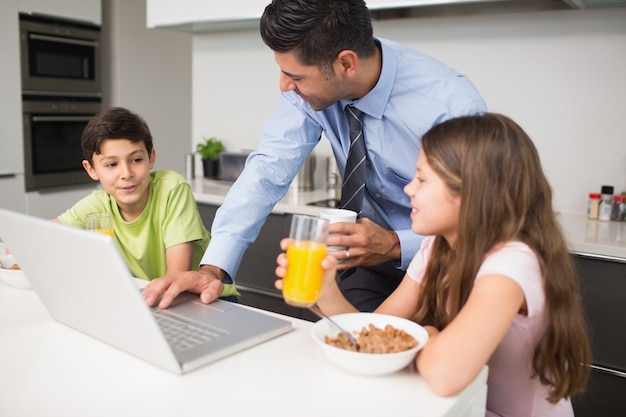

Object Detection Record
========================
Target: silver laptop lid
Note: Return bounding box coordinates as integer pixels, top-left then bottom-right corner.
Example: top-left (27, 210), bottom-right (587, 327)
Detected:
top-left (0, 208), bottom-right (291, 374)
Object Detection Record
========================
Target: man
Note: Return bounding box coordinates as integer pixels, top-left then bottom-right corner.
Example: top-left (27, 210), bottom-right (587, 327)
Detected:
top-left (143, 0), bottom-right (486, 312)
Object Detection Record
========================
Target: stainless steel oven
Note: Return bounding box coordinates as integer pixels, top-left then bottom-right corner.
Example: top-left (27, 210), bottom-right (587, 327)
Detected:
top-left (19, 13), bottom-right (101, 98)
top-left (23, 99), bottom-right (101, 191)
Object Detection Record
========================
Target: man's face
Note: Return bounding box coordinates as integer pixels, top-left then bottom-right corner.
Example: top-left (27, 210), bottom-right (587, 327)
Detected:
top-left (274, 51), bottom-right (348, 111)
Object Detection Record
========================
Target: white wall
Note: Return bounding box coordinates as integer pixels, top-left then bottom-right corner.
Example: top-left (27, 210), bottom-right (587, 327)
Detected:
top-left (104, 0), bottom-right (192, 175)
top-left (191, 6), bottom-right (626, 215)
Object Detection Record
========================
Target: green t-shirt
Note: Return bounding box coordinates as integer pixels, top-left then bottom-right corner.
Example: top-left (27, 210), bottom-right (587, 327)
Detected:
top-left (59, 170), bottom-right (209, 280)
top-left (58, 170), bottom-right (239, 298)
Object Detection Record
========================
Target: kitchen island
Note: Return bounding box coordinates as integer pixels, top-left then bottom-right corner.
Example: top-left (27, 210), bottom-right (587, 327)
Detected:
top-left (0, 278), bottom-right (487, 417)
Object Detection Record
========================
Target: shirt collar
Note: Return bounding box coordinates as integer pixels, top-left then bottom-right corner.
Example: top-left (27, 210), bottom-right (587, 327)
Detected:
top-left (341, 38), bottom-right (395, 120)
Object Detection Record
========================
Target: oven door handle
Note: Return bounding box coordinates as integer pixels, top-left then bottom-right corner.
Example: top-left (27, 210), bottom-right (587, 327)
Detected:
top-left (31, 116), bottom-right (94, 123)
top-left (29, 33), bottom-right (99, 48)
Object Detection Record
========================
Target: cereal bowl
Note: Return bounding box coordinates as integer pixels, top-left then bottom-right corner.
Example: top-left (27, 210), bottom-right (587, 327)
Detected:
top-left (0, 254), bottom-right (31, 290)
top-left (310, 312), bottom-right (429, 376)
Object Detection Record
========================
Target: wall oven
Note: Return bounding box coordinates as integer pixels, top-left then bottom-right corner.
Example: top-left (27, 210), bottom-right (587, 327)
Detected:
top-left (19, 13), bottom-right (102, 191)
top-left (19, 13), bottom-right (101, 98)
top-left (23, 99), bottom-right (101, 191)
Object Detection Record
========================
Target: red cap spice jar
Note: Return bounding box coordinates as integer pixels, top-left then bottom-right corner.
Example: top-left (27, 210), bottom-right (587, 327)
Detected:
top-left (587, 192), bottom-right (601, 220)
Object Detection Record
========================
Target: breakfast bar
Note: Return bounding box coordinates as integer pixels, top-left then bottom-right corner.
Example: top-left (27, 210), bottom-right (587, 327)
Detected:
top-left (0, 278), bottom-right (487, 417)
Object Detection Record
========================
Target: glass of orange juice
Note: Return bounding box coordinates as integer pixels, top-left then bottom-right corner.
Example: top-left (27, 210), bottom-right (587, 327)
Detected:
top-left (282, 215), bottom-right (329, 308)
top-left (85, 212), bottom-right (114, 237)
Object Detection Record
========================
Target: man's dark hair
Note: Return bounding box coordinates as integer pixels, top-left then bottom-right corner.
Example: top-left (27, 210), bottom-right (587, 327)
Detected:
top-left (81, 107), bottom-right (153, 164)
top-left (260, 0), bottom-right (376, 75)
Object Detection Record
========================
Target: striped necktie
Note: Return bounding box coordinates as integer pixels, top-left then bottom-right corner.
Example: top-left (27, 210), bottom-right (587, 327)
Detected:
top-left (338, 105), bottom-right (366, 281)
top-left (340, 105), bottom-right (366, 215)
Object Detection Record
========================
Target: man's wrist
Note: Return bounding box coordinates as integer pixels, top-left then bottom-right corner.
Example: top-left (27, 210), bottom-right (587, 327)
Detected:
top-left (199, 264), bottom-right (226, 281)
top-left (390, 231), bottom-right (402, 260)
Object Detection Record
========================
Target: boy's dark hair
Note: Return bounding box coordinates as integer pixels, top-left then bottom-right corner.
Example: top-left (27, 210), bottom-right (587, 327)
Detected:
top-left (81, 107), bottom-right (153, 164)
top-left (260, 0), bottom-right (376, 75)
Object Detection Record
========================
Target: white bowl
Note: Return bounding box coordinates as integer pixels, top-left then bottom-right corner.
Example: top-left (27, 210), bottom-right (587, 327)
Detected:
top-left (0, 254), bottom-right (31, 290)
top-left (311, 312), bottom-right (429, 376)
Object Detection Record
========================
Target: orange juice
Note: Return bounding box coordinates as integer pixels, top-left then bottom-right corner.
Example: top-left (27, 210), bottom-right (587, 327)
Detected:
top-left (93, 228), bottom-right (114, 237)
top-left (283, 240), bottom-right (326, 307)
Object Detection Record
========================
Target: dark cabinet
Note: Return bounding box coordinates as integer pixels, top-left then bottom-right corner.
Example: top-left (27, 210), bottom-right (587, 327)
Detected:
top-left (197, 203), bottom-right (318, 322)
top-left (571, 254), bottom-right (626, 417)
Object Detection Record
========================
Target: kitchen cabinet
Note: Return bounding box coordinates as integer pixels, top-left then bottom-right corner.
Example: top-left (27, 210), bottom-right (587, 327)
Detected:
top-left (0, 177), bottom-right (26, 214)
top-left (145, 0), bottom-right (601, 33)
top-left (18, 0), bottom-right (101, 25)
top-left (25, 185), bottom-right (96, 219)
top-left (197, 203), bottom-right (317, 321)
top-left (0, 0), bottom-right (26, 214)
top-left (147, 0), bottom-right (265, 31)
top-left (147, 0), bottom-right (469, 32)
top-left (571, 253), bottom-right (626, 417)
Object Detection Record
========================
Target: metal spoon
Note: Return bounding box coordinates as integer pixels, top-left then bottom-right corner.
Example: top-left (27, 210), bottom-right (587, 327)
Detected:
top-left (308, 303), bottom-right (360, 351)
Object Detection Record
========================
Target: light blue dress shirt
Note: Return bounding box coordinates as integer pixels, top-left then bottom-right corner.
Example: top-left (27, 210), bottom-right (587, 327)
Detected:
top-left (201, 38), bottom-right (487, 280)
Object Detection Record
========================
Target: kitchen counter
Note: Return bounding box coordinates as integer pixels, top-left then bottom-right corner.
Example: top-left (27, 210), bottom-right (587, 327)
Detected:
top-left (191, 178), bottom-right (626, 261)
top-left (557, 212), bottom-right (626, 261)
top-left (0, 279), bottom-right (488, 417)
top-left (191, 177), bottom-right (335, 217)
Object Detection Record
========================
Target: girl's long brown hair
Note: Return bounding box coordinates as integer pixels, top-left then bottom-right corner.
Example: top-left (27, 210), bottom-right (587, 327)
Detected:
top-left (413, 113), bottom-right (591, 402)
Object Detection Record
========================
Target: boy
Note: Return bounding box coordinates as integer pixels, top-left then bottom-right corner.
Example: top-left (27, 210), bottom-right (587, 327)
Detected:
top-left (55, 107), bottom-right (238, 298)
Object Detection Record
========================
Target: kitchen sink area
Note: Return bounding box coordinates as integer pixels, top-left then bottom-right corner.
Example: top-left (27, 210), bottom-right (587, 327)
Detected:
top-left (306, 198), bottom-right (341, 208)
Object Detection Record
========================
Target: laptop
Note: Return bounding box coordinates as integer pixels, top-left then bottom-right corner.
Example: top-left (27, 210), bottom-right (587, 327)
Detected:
top-left (0, 208), bottom-right (292, 374)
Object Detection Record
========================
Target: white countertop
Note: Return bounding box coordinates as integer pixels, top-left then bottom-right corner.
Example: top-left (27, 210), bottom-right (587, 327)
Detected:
top-left (557, 212), bottom-right (626, 260)
top-left (191, 178), bottom-right (626, 261)
top-left (0, 279), bottom-right (487, 417)
top-left (191, 177), bottom-right (335, 217)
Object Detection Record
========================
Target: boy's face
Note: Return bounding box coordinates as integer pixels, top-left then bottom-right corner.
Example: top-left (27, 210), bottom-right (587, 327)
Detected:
top-left (83, 138), bottom-right (155, 218)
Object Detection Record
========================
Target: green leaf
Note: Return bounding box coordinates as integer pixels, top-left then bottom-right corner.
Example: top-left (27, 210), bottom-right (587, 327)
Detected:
top-left (195, 137), bottom-right (225, 160)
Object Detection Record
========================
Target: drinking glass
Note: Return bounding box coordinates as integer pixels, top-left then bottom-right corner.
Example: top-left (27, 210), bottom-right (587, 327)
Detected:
top-left (282, 215), bottom-right (329, 307)
top-left (85, 212), bottom-right (114, 237)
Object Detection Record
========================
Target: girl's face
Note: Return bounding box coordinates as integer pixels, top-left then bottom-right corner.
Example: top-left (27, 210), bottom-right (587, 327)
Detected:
top-left (404, 150), bottom-right (461, 245)
top-left (83, 138), bottom-right (155, 219)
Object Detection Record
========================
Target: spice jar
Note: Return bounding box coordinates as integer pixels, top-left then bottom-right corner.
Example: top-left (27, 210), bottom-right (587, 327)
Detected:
top-left (610, 194), bottom-right (625, 221)
top-left (598, 185), bottom-right (614, 221)
top-left (587, 192), bottom-right (601, 219)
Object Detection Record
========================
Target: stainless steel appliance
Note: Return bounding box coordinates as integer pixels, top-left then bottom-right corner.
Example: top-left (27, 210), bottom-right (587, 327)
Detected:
top-left (290, 151), bottom-right (316, 191)
top-left (19, 13), bottom-right (101, 98)
top-left (218, 152), bottom-right (249, 182)
top-left (22, 99), bottom-right (101, 191)
top-left (19, 13), bottom-right (102, 191)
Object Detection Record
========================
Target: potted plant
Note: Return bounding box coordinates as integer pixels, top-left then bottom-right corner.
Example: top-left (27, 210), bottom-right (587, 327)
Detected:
top-left (196, 137), bottom-right (225, 179)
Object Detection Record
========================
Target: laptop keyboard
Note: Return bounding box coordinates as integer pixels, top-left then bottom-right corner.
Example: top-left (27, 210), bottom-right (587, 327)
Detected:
top-left (153, 309), bottom-right (223, 352)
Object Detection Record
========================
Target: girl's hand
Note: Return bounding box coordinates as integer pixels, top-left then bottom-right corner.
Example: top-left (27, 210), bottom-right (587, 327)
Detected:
top-left (274, 238), bottom-right (339, 298)
top-left (274, 238), bottom-right (292, 292)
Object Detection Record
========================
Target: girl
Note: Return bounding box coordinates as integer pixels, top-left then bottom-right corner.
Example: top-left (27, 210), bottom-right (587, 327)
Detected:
top-left (276, 113), bottom-right (591, 417)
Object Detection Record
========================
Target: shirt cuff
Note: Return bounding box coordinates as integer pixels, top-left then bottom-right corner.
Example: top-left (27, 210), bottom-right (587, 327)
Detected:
top-left (200, 233), bottom-right (249, 281)
top-left (396, 229), bottom-right (425, 270)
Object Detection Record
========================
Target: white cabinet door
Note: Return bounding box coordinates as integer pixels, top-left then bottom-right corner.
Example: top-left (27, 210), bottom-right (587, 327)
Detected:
top-left (146, 0), bottom-right (523, 32)
top-left (18, 0), bottom-right (101, 25)
top-left (0, 177), bottom-right (26, 213)
top-left (147, 0), bottom-right (263, 27)
top-left (0, 0), bottom-right (25, 179)
top-left (25, 185), bottom-right (97, 219)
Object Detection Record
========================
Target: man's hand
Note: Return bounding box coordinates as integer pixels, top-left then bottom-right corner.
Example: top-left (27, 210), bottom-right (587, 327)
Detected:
top-left (325, 218), bottom-right (401, 270)
top-left (142, 264), bottom-right (225, 309)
